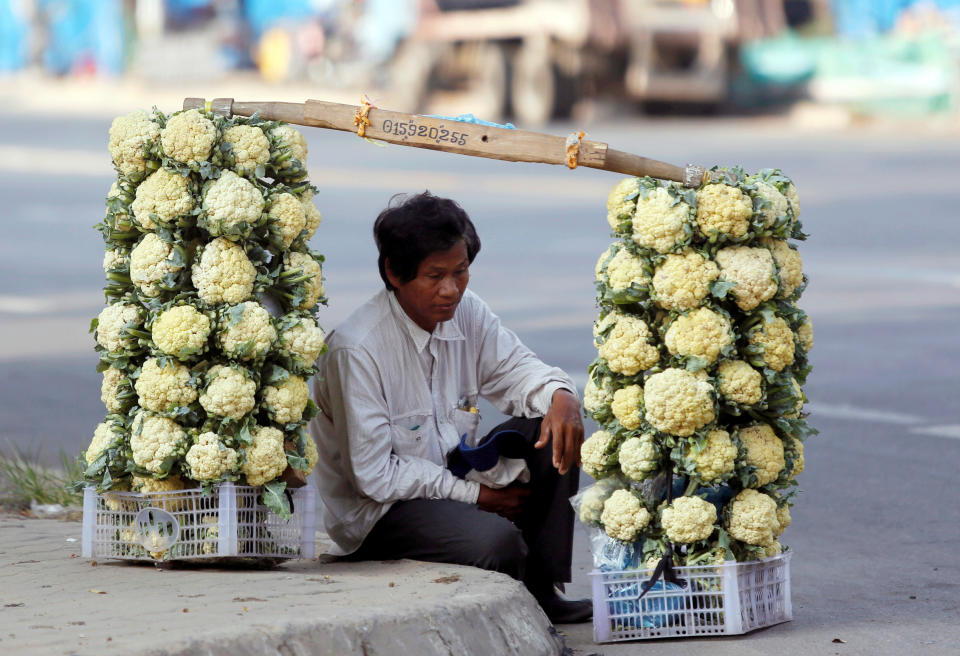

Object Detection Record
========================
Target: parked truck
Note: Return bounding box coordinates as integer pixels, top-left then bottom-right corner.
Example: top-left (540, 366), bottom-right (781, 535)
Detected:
top-left (389, 0), bottom-right (786, 124)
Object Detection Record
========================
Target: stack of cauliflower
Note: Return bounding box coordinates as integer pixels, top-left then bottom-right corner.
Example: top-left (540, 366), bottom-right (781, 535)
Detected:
top-left (84, 108), bottom-right (326, 524)
top-left (579, 168), bottom-right (814, 568)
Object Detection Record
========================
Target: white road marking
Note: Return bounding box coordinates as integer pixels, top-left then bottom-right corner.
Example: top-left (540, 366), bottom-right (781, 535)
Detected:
top-left (0, 293), bottom-right (102, 315)
top-left (0, 145), bottom-right (112, 176)
top-left (0, 316), bottom-right (94, 360)
top-left (910, 425), bottom-right (960, 440)
top-left (806, 261), bottom-right (960, 288)
top-left (803, 402), bottom-right (925, 425)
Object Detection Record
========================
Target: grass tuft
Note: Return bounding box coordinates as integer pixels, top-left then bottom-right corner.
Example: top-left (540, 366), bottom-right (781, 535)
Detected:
top-left (0, 444), bottom-right (85, 510)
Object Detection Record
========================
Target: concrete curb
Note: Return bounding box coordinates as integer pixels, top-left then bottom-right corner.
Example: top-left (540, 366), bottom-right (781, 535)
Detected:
top-left (0, 516), bottom-right (563, 656)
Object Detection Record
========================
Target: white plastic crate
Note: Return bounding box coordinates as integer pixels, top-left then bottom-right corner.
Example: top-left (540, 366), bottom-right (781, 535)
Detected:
top-left (591, 552), bottom-right (792, 642)
top-left (81, 482), bottom-right (316, 562)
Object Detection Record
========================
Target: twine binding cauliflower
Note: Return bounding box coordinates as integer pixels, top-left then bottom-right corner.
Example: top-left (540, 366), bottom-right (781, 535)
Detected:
top-left (84, 107), bottom-right (329, 558)
top-left (578, 164), bottom-right (814, 572)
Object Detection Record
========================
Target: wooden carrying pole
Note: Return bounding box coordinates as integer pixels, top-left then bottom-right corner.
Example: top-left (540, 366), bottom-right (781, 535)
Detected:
top-left (184, 97), bottom-right (710, 187)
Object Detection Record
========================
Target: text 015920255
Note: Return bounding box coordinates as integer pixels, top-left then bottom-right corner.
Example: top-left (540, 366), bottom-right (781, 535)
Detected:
top-left (381, 119), bottom-right (468, 146)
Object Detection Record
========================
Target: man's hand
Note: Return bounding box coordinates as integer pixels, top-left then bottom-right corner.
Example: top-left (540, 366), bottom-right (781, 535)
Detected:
top-left (535, 388), bottom-right (584, 475)
top-left (478, 485), bottom-right (531, 521)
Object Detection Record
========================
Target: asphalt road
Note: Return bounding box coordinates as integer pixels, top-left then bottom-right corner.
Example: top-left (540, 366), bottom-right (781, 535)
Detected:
top-left (1, 108), bottom-right (958, 654)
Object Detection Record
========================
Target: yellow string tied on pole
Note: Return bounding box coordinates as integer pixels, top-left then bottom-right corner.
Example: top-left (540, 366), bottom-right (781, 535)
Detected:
top-left (565, 130), bottom-right (585, 169)
top-left (353, 94), bottom-right (374, 138)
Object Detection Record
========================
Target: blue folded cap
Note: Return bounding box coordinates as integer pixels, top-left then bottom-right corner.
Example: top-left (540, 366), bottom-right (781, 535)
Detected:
top-left (447, 429), bottom-right (528, 478)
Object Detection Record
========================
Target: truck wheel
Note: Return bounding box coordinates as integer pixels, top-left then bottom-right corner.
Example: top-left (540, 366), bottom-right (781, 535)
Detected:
top-left (510, 38), bottom-right (555, 126)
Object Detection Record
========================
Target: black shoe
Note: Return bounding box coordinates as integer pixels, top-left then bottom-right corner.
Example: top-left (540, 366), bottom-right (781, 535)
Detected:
top-left (537, 590), bottom-right (593, 624)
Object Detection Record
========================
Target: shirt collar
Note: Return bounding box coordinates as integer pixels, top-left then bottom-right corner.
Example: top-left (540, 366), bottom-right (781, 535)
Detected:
top-left (387, 291), bottom-right (464, 352)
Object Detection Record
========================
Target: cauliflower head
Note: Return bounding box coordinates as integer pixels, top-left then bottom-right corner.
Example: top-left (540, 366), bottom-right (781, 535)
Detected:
top-left (714, 246), bottom-right (778, 311)
top-left (595, 311), bottom-right (659, 375)
top-left (160, 109), bottom-right (216, 164)
top-left (303, 434), bottom-right (319, 474)
top-left (690, 429), bottom-right (736, 482)
top-left (222, 124), bottom-right (270, 174)
top-left (283, 251), bottom-right (325, 310)
top-left (131, 168), bottom-right (194, 230)
top-left (783, 377), bottom-right (805, 419)
top-left (604, 247), bottom-right (650, 291)
top-left (218, 301), bottom-right (277, 361)
top-left (776, 503), bottom-right (792, 535)
top-left (618, 434), bottom-right (659, 481)
top-left (578, 478), bottom-right (621, 524)
top-left (96, 302), bottom-right (141, 352)
top-left (749, 316), bottom-right (796, 371)
top-left (644, 368), bottom-right (715, 437)
top-left (132, 474), bottom-right (187, 494)
top-left (185, 431), bottom-right (239, 481)
top-left (594, 243), bottom-right (617, 280)
top-left (86, 421), bottom-right (121, 465)
top-left (606, 177), bottom-right (639, 231)
top-left (583, 372), bottom-right (615, 421)
top-left (152, 304), bottom-right (211, 359)
top-left (105, 181), bottom-right (134, 232)
top-left (762, 238), bottom-right (803, 299)
top-left (788, 438), bottom-right (805, 479)
top-left (695, 183), bottom-right (753, 239)
top-left (661, 495), bottom-right (717, 543)
top-left (611, 384), bottom-right (644, 430)
top-left (241, 425), bottom-right (287, 486)
top-left (202, 170), bottom-right (265, 238)
top-left (192, 237), bottom-right (257, 305)
top-left (130, 411), bottom-right (187, 474)
top-left (716, 360), bottom-right (763, 405)
top-left (101, 367), bottom-right (132, 414)
top-left (752, 180), bottom-right (789, 228)
top-left (632, 185), bottom-right (691, 253)
top-left (269, 125), bottom-right (308, 176)
top-left (130, 233), bottom-right (180, 297)
top-left (278, 316), bottom-right (326, 370)
top-left (664, 307), bottom-right (734, 365)
top-left (108, 110), bottom-right (160, 176)
top-left (601, 489), bottom-right (651, 542)
top-left (783, 181), bottom-right (800, 219)
top-left (102, 480), bottom-right (133, 512)
top-left (132, 473), bottom-right (190, 512)
top-left (300, 189), bottom-right (323, 239)
top-left (652, 249), bottom-right (720, 311)
top-left (262, 374), bottom-right (310, 425)
top-left (199, 364), bottom-right (257, 419)
top-left (134, 358), bottom-right (198, 412)
top-left (726, 489), bottom-right (779, 547)
top-left (762, 541), bottom-right (783, 558)
top-left (797, 316), bottom-right (814, 352)
top-left (269, 192), bottom-right (307, 249)
top-left (581, 429), bottom-right (615, 479)
top-left (739, 424), bottom-right (785, 487)
top-left (102, 248), bottom-right (129, 273)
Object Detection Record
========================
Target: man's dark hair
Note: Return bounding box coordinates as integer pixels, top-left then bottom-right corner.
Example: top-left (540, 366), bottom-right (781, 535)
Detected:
top-left (373, 191), bottom-right (481, 290)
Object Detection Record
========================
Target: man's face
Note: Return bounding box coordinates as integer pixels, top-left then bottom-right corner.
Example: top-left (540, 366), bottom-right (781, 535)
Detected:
top-left (388, 240), bottom-right (470, 333)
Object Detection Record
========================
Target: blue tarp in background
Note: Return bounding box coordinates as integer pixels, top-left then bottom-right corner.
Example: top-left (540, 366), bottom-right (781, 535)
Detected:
top-left (831, 0), bottom-right (960, 37)
top-left (0, 0), bottom-right (125, 74)
top-left (0, 0), bottom-right (29, 71)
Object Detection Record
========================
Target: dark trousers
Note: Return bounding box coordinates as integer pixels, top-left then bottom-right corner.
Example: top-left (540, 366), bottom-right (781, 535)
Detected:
top-left (346, 417), bottom-right (579, 598)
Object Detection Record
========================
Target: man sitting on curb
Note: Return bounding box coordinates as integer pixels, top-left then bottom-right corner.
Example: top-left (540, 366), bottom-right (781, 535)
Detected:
top-left (309, 192), bottom-right (592, 623)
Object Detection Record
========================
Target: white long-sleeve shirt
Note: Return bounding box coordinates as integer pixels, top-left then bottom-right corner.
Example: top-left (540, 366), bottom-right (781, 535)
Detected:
top-left (310, 288), bottom-right (576, 555)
